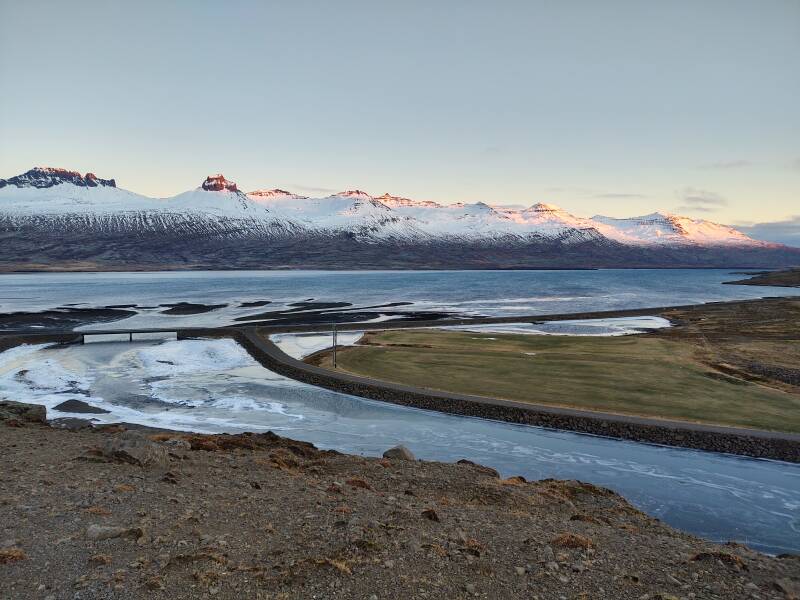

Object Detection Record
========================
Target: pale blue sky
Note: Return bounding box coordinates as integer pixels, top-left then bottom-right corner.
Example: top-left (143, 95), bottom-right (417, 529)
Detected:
top-left (1, 1), bottom-right (798, 234)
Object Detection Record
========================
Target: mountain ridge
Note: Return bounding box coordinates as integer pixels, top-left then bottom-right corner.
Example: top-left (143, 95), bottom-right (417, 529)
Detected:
top-left (0, 167), bottom-right (797, 271)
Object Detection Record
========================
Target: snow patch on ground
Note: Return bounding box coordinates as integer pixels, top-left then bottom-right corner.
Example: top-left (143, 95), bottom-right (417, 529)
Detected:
top-left (136, 339), bottom-right (254, 376)
top-left (270, 332), bottom-right (364, 359)
top-left (0, 343), bottom-right (97, 409)
top-left (445, 316), bottom-right (671, 336)
top-left (0, 339), bottom-right (306, 430)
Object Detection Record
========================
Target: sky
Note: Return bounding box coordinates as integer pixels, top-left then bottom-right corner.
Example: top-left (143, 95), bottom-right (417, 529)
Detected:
top-left (1, 1), bottom-right (798, 243)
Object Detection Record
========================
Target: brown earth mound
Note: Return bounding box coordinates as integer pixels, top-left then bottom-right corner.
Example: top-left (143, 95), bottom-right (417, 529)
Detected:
top-left (0, 402), bottom-right (798, 599)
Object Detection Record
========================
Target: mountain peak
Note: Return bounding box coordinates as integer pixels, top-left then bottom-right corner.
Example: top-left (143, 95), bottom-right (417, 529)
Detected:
top-left (336, 190), bottom-right (372, 199)
top-left (201, 174), bottom-right (238, 192)
top-left (527, 202), bottom-right (562, 212)
top-left (374, 193), bottom-right (404, 202)
top-left (248, 188), bottom-right (308, 200)
top-left (374, 193), bottom-right (442, 208)
top-left (0, 167), bottom-right (116, 190)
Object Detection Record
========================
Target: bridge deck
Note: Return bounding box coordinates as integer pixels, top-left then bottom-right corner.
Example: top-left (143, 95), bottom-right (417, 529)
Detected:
top-left (0, 302), bottom-right (698, 340)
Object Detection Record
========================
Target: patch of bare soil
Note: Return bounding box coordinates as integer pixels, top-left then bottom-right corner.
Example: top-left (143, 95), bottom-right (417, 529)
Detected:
top-left (1, 403), bottom-right (798, 599)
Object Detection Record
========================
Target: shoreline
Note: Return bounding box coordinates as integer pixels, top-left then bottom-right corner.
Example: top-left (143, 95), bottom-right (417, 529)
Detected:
top-left (233, 327), bottom-right (800, 463)
top-left (2, 298), bottom-right (799, 461)
top-left (0, 265), bottom-right (783, 274)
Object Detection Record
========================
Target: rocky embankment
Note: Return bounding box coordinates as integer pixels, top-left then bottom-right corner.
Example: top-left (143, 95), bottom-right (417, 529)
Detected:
top-left (1, 401), bottom-right (798, 600)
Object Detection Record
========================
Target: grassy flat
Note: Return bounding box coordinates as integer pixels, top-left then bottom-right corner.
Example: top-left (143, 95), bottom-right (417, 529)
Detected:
top-left (313, 329), bottom-right (800, 433)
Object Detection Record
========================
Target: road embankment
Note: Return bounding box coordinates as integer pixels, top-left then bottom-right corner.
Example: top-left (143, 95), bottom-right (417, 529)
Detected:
top-left (232, 328), bottom-right (800, 463)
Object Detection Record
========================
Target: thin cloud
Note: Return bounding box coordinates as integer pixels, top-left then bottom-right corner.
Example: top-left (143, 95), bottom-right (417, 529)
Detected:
top-left (675, 187), bottom-right (727, 213)
top-left (545, 186), bottom-right (646, 199)
top-left (789, 158), bottom-right (800, 171)
top-left (737, 216), bottom-right (800, 247)
top-left (675, 205), bottom-right (718, 214)
top-left (593, 192), bottom-right (647, 199)
top-left (544, 186), bottom-right (594, 195)
top-left (291, 184), bottom-right (338, 194)
top-left (491, 203), bottom-right (527, 210)
top-left (697, 160), bottom-right (752, 170)
top-left (479, 145), bottom-right (505, 156)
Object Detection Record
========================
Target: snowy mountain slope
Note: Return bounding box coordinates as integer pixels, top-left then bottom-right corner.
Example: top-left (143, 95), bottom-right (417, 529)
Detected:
top-left (355, 194), bottom-right (604, 243)
top-left (245, 189), bottom-right (425, 242)
top-left (0, 170), bottom-right (420, 243)
top-left (0, 166), bottom-right (771, 247)
top-left (364, 192), bottom-right (764, 247)
top-left (0, 168), bottom-right (155, 215)
top-left (249, 189), bottom-right (309, 201)
top-left (0, 170), bottom-right (304, 240)
top-left (0, 166), bottom-right (795, 271)
top-left (591, 213), bottom-right (765, 247)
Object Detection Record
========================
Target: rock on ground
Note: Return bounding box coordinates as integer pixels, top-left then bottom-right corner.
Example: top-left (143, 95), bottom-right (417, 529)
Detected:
top-left (101, 431), bottom-right (170, 468)
top-left (52, 399), bottom-right (110, 414)
top-left (0, 400), bottom-right (45, 424)
top-left (382, 445), bottom-right (416, 461)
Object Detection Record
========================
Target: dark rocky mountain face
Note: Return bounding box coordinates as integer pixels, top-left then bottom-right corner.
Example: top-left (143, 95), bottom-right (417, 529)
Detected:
top-left (1, 216), bottom-right (798, 272)
top-left (201, 174), bottom-right (239, 192)
top-left (0, 167), bottom-right (116, 189)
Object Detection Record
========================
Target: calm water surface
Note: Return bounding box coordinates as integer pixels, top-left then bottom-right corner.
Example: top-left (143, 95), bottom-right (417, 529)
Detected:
top-left (1, 269), bottom-right (799, 329)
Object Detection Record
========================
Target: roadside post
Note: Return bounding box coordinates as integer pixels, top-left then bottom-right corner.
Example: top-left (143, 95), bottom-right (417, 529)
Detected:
top-left (332, 324), bottom-right (337, 368)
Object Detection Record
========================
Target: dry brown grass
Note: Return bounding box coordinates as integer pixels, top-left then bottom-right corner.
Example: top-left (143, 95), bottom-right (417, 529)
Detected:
top-left (0, 548), bottom-right (27, 564)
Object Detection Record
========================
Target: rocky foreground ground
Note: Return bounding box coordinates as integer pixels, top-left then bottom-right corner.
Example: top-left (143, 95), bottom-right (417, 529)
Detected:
top-left (1, 401), bottom-right (798, 600)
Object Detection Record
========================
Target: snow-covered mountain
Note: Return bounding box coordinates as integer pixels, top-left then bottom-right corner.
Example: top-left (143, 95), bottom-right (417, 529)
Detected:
top-left (0, 167), bottom-right (795, 271)
top-left (246, 189), bottom-right (424, 241)
top-left (591, 213), bottom-right (759, 247)
top-left (0, 166), bottom-right (116, 189)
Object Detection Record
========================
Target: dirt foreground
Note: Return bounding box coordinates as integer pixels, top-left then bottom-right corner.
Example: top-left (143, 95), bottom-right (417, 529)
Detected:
top-left (1, 402), bottom-right (799, 600)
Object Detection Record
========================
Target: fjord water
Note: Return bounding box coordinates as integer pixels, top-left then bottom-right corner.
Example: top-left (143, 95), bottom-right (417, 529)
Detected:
top-left (1, 269), bottom-right (800, 554)
top-left (1, 337), bottom-right (799, 556)
top-left (2, 269), bottom-right (800, 329)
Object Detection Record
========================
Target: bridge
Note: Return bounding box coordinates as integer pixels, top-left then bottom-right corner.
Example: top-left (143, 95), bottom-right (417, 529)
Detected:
top-left (0, 302), bottom-right (692, 350)
top-left (0, 300), bottom-right (713, 345)
top-left (0, 300), bottom-right (798, 462)
top-left (0, 327), bottom-right (233, 345)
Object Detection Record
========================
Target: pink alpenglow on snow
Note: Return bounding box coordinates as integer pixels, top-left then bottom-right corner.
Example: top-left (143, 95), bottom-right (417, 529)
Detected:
top-left (0, 167), bottom-right (786, 249)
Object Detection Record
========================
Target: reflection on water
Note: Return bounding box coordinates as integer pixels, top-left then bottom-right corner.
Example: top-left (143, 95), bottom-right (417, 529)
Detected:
top-left (0, 338), bottom-right (798, 555)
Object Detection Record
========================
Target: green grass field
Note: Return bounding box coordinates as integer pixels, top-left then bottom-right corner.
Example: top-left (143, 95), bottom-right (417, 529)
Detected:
top-left (316, 329), bottom-right (800, 433)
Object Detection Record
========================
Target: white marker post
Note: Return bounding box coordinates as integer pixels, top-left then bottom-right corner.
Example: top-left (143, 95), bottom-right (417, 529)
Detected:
top-left (332, 323), bottom-right (337, 368)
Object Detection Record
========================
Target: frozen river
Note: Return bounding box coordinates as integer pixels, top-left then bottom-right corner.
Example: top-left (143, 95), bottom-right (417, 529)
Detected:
top-left (1, 337), bottom-right (798, 556)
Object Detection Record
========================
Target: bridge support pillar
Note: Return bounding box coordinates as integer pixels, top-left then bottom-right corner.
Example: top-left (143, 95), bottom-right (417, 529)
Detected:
top-left (129, 332), bottom-right (133, 342)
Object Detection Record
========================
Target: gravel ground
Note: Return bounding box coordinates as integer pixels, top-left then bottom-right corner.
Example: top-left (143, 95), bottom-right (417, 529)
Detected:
top-left (1, 405), bottom-right (798, 600)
